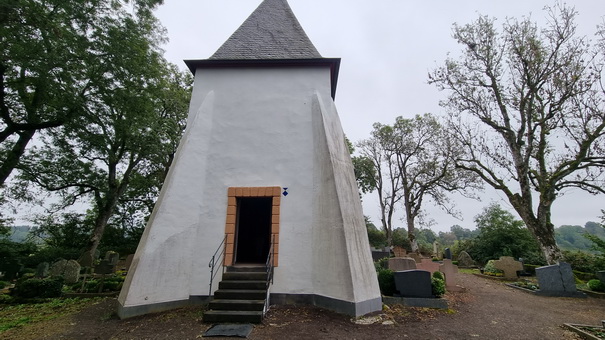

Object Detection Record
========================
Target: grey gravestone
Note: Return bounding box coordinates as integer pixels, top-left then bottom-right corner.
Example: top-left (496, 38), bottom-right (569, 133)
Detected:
top-left (388, 258), bottom-right (417, 271)
top-left (36, 262), bottom-right (49, 278)
top-left (457, 251), bottom-right (475, 267)
top-left (105, 251), bottom-right (120, 266)
top-left (535, 262), bottom-right (585, 297)
top-left (394, 270), bottom-right (433, 298)
top-left (50, 259), bottom-right (81, 284)
top-left (444, 248), bottom-right (452, 260)
top-left (49, 259), bottom-right (68, 277)
top-left (64, 260), bottom-right (81, 284)
top-left (596, 271), bottom-right (605, 282)
top-left (493, 256), bottom-right (523, 280)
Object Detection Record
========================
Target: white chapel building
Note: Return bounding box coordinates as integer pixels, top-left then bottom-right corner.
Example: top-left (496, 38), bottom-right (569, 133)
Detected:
top-left (118, 0), bottom-right (382, 319)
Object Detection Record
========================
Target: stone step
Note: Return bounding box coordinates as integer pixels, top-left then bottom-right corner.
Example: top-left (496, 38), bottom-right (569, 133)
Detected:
top-left (209, 299), bottom-right (265, 311)
top-left (226, 265), bottom-right (267, 273)
top-left (214, 289), bottom-right (267, 300)
top-left (219, 280), bottom-right (267, 290)
top-left (203, 310), bottom-right (263, 323)
top-left (222, 272), bottom-right (267, 281)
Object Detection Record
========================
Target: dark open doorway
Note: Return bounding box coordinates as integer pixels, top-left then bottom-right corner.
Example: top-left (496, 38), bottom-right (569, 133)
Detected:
top-left (235, 197), bottom-right (272, 264)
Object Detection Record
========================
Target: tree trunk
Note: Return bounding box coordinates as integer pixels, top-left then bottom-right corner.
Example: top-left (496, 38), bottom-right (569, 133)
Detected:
top-left (85, 204), bottom-right (114, 262)
top-left (0, 129), bottom-right (35, 187)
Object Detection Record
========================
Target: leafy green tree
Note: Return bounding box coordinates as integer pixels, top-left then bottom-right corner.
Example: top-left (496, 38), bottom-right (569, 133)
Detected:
top-left (0, 0), bottom-right (163, 188)
top-left (14, 6), bottom-right (192, 262)
top-left (429, 4), bottom-right (605, 264)
top-left (468, 203), bottom-right (544, 265)
top-left (584, 211), bottom-right (605, 256)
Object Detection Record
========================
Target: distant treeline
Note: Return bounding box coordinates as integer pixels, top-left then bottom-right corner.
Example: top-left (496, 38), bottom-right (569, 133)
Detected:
top-left (555, 222), bottom-right (605, 252)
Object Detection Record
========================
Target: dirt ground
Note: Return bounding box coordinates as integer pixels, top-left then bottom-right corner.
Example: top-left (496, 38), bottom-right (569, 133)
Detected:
top-left (2, 273), bottom-right (605, 340)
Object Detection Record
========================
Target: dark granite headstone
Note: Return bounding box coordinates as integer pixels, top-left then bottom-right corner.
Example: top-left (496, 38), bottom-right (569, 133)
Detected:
top-left (596, 271), bottom-right (605, 283)
top-left (394, 270), bottom-right (433, 298)
top-left (535, 262), bottom-right (585, 297)
top-left (371, 250), bottom-right (390, 262)
top-left (94, 260), bottom-right (115, 275)
top-left (444, 248), bottom-right (452, 260)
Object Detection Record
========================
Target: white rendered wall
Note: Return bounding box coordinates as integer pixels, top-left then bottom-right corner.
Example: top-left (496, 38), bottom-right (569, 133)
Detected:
top-left (118, 66), bottom-right (380, 316)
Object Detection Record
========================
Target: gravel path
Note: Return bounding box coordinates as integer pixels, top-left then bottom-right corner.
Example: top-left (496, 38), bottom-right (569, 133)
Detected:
top-left (3, 273), bottom-right (604, 339)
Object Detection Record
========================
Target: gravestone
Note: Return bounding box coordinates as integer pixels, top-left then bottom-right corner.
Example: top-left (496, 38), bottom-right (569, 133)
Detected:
top-left (432, 241), bottom-right (439, 257)
top-left (371, 250), bottom-right (390, 262)
top-left (393, 246), bottom-right (406, 258)
top-left (388, 257), bottom-right (417, 271)
top-left (50, 259), bottom-right (81, 284)
top-left (94, 260), bottom-right (115, 275)
top-left (596, 271), bottom-right (605, 283)
top-left (493, 256), bottom-right (523, 280)
top-left (408, 253), bottom-right (422, 264)
top-left (36, 262), bottom-right (49, 278)
top-left (393, 270), bottom-right (433, 298)
top-left (105, 251), bottom-right (120, 266)
top-left (535, 262), bottom-right (585, 297)
top-left (125, 254), bottom-right (135, 271)
top-left (444, 248), bottom-right (452, 260)
top-left (417, 259), bottom-right (440, 274)
top-left (457, 251), bottom-right (475, 268)
top-left (440, 259), bottom-right (463, 292)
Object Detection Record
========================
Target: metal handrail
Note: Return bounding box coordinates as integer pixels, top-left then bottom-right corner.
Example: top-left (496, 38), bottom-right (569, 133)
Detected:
top-left (208, 234), bottom-right (227, 297)
top-left (264, 234), bottom-right (276, 313)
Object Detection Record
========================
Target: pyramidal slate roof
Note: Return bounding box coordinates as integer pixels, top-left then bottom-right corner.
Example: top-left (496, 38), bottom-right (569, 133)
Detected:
top-left (210, 0), bottom-right (322, 60)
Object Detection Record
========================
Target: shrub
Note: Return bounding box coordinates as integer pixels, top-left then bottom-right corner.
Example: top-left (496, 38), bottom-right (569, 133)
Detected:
top-left (573, 270), bottom-right (596, 282)
top-left (12, 277), bottom-right (64, 298)
top-left (431, 277), bottom-right (445, 297)
top-left (0, 280), bottom-right (9, 288)
top-left (483, 260), bottom-right (504, 277)
top-left (588, 279), bottom-right (605, 292)
top-left (375, 257), bottom-right (390, 271)
top-left (377, 268), bottom-right (396, 296)
top-left (563, 250), bottom-right (605, 273)
top-left (432, 271), bottom-right (445, 281)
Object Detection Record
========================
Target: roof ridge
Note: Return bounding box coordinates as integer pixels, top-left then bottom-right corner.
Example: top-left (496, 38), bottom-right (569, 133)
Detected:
top-left (210, 0), bottom-right (322, 60)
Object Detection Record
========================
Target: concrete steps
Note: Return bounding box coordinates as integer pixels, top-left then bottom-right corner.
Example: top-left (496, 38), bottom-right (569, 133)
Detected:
top-left (203, 265), bottom-right (268, 324)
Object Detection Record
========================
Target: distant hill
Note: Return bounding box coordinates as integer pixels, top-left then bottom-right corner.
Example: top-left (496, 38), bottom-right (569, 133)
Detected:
top-left (555, 221), bottom-right (605, 252)
top-left (6, 225), bottom-right (36, 243)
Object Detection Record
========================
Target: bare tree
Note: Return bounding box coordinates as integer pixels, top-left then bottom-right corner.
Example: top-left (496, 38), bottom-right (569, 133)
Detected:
top-left (392, 114), bottom-right (479, 252)
top-left (357, 123), bottom-right (402, 246)
top-left (429, 4), bottom-right (605, 264)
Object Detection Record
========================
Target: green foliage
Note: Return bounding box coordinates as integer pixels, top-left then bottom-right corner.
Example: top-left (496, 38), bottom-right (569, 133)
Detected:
top-left (588, 279), bottom-right (605, 292)
top-left (352, 155), bottom-right (377, 194)
top-left (431, 276), bottom-right (446, 297)
top-left (376, 268), bottom-right (396, 296)
top-left (467, 204), bottom-right (545, 265)
top-left (429, 4), bottom-right (605, 265)
top-left (483, 260), bottom-right (504, 277)
top-left (12, 277), bottom-right (63, 299)
top-left (0, 281), bottom-right (8, 288)
top-left (367, 225), bottom-right (387, 248)
top-left (432, 271), bottom-right (444, 281)
top-left (562, 250), bottom-right (605, 273)
top-left (392, 228), bottom-right (411, 250)
top-left (555, 223), bottom-right (603, 251)
top-left (374, 257), bottom-right (390, 272)
top-left (0, 239), bottom-right (37, 279)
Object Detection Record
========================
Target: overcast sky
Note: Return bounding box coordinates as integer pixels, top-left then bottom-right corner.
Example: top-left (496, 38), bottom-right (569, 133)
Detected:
top-left (154, 0), bottom-right (605, 233)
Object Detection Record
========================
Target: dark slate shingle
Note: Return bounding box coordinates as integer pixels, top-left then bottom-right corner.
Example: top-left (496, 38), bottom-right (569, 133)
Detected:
top-left (210, 0), bottom-right (322, 60)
